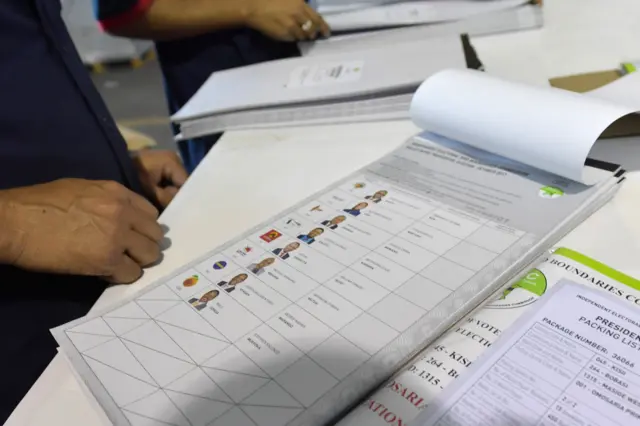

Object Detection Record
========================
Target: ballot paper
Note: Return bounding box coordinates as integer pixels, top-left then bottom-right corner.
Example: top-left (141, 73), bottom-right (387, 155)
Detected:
top-left (414, 280), bottom-right (640, 426)
top-left (301, 4), bottom-right (543, 56)
top-left (587, 71), bottom-right (640, 110)
top-left (315, 0), bottom-right (388, 14)
top-left (172, 37), bottom-right (469, 137)
top-left (408, 70), bottom-right (632, 184)
top-left (322, 0), bottom-right (531, 31)
top-left (53, 69), bottom-right (634, 426)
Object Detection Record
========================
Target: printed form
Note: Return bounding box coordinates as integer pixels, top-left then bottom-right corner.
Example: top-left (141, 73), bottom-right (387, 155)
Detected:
top-left (415, 281), bottom-right (640, 426)
top-left (53, 134), bottom-right (609, 426)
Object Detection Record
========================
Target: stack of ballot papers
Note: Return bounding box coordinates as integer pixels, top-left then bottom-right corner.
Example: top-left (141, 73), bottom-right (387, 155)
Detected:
top-left (301, 4), bottom-right (541, 56)
top-left (315, 0), bottom-right (543, 34)
top-left (53, 69), bottom-right (640, 426)
top-left (172, 36), bottom-right (476, 139)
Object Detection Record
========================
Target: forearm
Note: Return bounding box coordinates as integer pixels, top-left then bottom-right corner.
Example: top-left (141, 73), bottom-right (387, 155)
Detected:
top-left (106, 0), bottom-right (250, 40)
top-left (0, 189), bottom-right (25, 265)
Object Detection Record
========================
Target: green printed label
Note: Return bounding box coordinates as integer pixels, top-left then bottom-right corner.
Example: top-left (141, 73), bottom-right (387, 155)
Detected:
top-left (539, 186), bottom-right (564, 199)
top-left (554, 247), bottom-right (640, 292)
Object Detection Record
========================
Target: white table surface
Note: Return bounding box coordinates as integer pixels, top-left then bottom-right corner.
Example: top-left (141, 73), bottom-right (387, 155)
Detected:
top-left (8, 0), bottom-right (640, 424)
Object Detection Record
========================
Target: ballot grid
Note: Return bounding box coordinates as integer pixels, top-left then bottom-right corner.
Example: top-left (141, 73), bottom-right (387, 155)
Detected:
top-left (61, 174), bottom-right (527, 426)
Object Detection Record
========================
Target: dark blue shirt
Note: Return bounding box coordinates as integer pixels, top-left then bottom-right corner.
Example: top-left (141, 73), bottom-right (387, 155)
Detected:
top-left (0, 1), bottom-right (142, 419)
top-left (1, 2), bottom-right (141, 190)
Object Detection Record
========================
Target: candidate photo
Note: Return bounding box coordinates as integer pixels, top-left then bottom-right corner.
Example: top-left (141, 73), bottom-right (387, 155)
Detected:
top-left (273, 242), bottom-right (301, 260)
top-left (321, 215), bottom-right (346, 230)
top-left (365, 190), bottom-right (388, 203)
top-left (248, 257), bottom-right (276, 276)
top-left (217, 273), bottom-right (249, 294)
top-left (344, 202), bottom-right (369, 217)
top-left (188, 290), bottom-right (220, 311)
top-left (298, 227), bottom-right (324, 245)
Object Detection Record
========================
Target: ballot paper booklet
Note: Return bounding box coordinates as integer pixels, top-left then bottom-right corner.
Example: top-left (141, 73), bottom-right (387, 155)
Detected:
top-left (53, 69), bottom-right (637, 426)
top-left (314, 0), bottom-right (543, 38)
top-left (170, 35), bottom-right (482, 137)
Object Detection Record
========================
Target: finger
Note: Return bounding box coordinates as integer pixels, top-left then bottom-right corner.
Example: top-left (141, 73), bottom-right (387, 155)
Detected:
top-left (155, 187), bottom-right (179, 209)
top-left (267, 22), bottom-right (295, 41)
top-left (130, 212), bottom-right (164, 242)
top-left (100, 181), bottom-right (158, 218)
top-left (107, 255), bottom-right (143, 284)
top-left (124, 230), bottom-right (161, 267)
top-left (293, 10), bottom-right (317, 40)
top-left (305, 5), bottom-right (331, 38)
top-left (283, 16), bottom-right (307, 41)
top-left (302, 5), bottom-right (329, 38)
top-left (129, 191), bottom-right (160, 219)
top-left (163, 158), bottom-right (188, 187)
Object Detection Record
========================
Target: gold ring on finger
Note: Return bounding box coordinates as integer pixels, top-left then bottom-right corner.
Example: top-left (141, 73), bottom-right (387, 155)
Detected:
top-left (301, 20), bottom-right (313, 32)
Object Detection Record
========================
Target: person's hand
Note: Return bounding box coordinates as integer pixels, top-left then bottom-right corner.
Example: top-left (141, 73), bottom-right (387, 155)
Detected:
top-left (0, 179), bottom-right (164, 283)
top-left (133, 150), bottom-right (188, 209)
top-left (242, 0), bottom-right (331, 42)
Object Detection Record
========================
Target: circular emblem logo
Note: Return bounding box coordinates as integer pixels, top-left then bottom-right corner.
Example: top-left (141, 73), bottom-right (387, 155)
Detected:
top-left (487, 269), bottom-right (547, 309)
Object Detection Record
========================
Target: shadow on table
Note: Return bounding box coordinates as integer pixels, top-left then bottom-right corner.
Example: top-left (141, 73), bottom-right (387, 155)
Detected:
top-left (119, 347), bottom-right (390, 425)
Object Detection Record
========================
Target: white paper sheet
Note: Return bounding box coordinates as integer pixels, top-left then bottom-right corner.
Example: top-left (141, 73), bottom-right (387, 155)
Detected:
top-left (317, 0), bottom-right (387, 14)
top-left (324, 0), bottom-right (530, 31)
top-left (586, 71), bottom-right (640, 110)
top-left (413, 280), bottom-right (640, 426)
top-left (410, 69), bottom-right (634, 184)
top-left (172, 38), bottom-right (465, 122)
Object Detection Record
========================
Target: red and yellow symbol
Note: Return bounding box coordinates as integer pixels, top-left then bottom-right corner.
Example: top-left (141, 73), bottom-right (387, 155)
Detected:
top-left (183, 275), bottom-right (199, 287)
top-left (260, 229), bottom-right (282, 243)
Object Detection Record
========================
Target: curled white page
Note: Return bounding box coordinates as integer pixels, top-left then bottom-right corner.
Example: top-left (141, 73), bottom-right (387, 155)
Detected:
top-left (586, 71), bottom-right (640, 110)
top-left (410, 69), bottom-right (635, 184)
